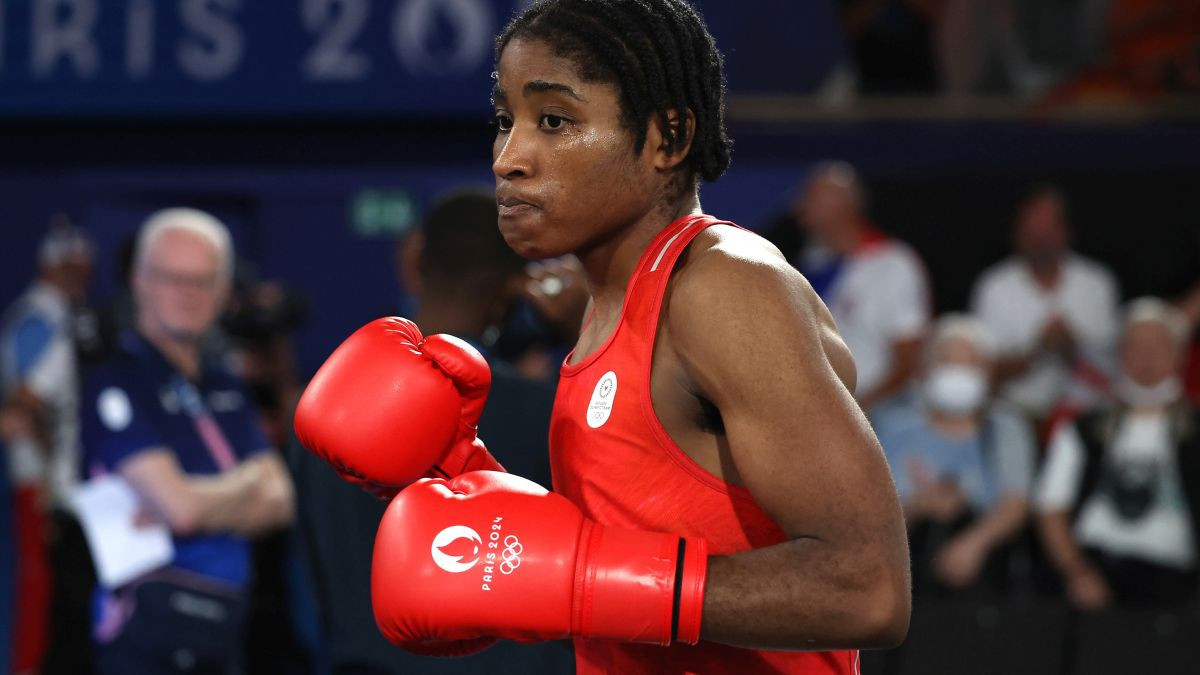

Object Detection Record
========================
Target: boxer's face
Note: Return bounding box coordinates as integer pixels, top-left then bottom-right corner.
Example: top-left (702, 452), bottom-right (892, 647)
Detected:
top-left (492, 38), bottom-right (660, 259)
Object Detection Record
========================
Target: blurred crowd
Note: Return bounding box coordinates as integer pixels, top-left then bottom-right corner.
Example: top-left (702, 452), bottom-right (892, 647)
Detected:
top-left (0, 165), bottom-right (1197, 674)
top-left (768, 163), bottom-right (1200, 604)
top-left (765, 163), bottom-right (1200, 672)
top-left (833, 0), bottom-right (1200, 105)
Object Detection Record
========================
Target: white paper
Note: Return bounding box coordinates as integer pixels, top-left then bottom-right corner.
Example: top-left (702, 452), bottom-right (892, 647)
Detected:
top-left (70, 475), bottom-right (173, 588)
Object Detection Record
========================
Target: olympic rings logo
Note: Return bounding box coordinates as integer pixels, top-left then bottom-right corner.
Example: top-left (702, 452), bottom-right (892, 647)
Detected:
top-left (499, 535), bottom-right (522, 575)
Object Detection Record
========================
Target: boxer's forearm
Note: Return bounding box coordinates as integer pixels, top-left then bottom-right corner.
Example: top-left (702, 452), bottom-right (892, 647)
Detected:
top-left (699, 536), bottom-right (909, 651)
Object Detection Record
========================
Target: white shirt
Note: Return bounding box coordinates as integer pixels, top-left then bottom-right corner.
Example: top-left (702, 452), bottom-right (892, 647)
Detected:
top-left (1035, 412), bottom-right (1196, 569)
top-left (818, 238), bottom-right (929, 397)
top-left (0, 281), bottom-right (81, 504)
top-left (970, 254), bottom-right (1119, 416)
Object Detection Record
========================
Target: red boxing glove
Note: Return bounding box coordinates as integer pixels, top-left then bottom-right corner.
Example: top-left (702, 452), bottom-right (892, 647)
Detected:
top-left (294, 317), bottom-right (504, 500)
top-left (371, 471), bottom-right (708, 653)
top-left (420, 334), bottom-right (505, 479)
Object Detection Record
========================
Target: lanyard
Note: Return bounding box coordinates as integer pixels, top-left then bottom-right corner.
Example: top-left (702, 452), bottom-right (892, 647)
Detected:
top-left (168, 375), bottom-right (238, 472)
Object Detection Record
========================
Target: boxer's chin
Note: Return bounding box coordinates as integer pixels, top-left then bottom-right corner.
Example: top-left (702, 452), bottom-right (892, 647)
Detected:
top-left (499, 215), bottom-right (567, 260)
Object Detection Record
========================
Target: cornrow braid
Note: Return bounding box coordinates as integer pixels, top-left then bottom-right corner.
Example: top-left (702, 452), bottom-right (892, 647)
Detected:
top-left (496, 0), bottom-right (733, 186)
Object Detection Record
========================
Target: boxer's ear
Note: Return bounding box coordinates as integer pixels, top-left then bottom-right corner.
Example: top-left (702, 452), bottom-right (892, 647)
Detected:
top-left (647, 108), bottom-right (696, 173)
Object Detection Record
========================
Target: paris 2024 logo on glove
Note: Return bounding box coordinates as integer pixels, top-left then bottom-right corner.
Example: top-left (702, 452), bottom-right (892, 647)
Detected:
top-left (431, 521), bottom-right (523, 591)
top-left (431, 525), bottom-right (483, 573)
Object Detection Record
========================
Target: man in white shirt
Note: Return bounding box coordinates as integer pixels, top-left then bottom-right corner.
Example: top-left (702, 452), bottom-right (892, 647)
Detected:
top-left (1035, 298), bottom-right (1200, 609)
top-left (797, 161), bottom-right (930, 412)
top-left (970, 186), bottom-right (1120, 421)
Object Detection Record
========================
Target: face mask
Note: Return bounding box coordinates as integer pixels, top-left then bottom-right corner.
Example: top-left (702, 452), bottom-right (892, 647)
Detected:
top-left (924, 365), bottom-right (988, 416)
top-left (1113, 374), bottom-right (1181, 409)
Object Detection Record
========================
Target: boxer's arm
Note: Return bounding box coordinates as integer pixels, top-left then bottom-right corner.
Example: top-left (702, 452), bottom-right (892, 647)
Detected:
top-left (669, 238), bottom-right (910, 650)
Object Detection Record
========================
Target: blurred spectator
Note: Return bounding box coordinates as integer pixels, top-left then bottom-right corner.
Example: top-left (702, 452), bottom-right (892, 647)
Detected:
top-left (80, 208), bottom-right (294, 674)
top-left (971, 185), bottom-right (1120, 426)
top-left (91, 235), bottom-right (141, 368)
top-left (0, 436), bottom-right (11, 675)
top-left (218, 264), bottom-right (317, 674)
top-left (935, 0), bottom-right (1022, 96)
top-left (796, 161), bottom-right (931, 411)
top-left (1179, 280), bottom-right (1200, 407)
top-left (392, 202), bottom-right (586, 383)
top-left (760, 194), bottom-right (806, 269)
top-left (1035, 298), bottom-right (1199, 610)
top-left (838, 0), bottom-right (940, 94)
top-left (1004, 0), bottom-right (1116, 95)
top-left (223, 265), bottom-right (308, 447)
top-left (501, 255), bottom-right (589, 381)
top-left (1040, 0), bottom-right (1200, 108)
top-left (289, 189), bottom-right (573, 674)
top-left (875, 314), bottom-right (1035, 596)
top-left (0, 220), bottom-right (92, 674)
top-left (1179, 280), bottom-right (1200, 332)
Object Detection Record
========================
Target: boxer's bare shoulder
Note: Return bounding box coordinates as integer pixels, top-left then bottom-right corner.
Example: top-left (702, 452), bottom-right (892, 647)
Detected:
top-left (666, 224), bottom-right (857, 394)
top-left (656, 221), bottom-right (909, 648)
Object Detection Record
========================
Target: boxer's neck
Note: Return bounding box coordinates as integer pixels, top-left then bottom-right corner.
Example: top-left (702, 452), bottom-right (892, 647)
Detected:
top-left (578, 192), bottom-right (702, 318)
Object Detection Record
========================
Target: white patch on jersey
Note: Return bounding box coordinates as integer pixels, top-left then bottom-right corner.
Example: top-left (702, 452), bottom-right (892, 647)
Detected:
top-left (586, 370), bottom-right (618, 429)
top-left (97, 387), bottom-right (133, 432)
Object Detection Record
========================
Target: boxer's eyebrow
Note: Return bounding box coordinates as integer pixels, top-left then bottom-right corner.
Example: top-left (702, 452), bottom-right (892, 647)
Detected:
top-left (524, 80), bottom-right (586, 102)
top-left (491, 84), bottom-right (507, 105)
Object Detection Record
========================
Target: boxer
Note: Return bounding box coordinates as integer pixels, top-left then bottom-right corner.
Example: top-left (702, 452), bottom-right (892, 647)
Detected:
top-left (296, 1), bottom-right (910, 672)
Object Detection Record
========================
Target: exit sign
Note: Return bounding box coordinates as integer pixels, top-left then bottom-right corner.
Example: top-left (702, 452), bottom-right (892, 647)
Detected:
top-left (352, 189), bottom-right (417, 237)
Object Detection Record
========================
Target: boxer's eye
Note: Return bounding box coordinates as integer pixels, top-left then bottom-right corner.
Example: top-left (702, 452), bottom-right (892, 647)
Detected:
top-left (539, 114), bottom-right (568, 131)
top-left (492, 113), bottom-right (513, 133)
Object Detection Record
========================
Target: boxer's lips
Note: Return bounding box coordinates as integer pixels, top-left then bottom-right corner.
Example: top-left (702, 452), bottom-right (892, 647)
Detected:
top-left (497, 194), bottom-right (538, 217)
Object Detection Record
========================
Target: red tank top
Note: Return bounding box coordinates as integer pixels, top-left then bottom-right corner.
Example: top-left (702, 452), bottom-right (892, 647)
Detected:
top-left (550, 214), bottom-right (859, 675)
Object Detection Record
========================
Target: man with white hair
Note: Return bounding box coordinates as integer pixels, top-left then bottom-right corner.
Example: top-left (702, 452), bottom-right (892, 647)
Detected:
top-left (873, 313), bottom-right (1036, 595)
top-left (796, 161), bottom-right (931, 412)
top-left (0, 218), bottom-right (93, 674)
top-left (79, 208), bottom-right (294, 673)
top-left (1035, 297), bottom-right (1200, 610)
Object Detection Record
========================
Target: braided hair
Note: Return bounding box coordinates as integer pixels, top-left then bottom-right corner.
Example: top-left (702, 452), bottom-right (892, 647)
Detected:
top-left (496, 0), bottom-right (733, 189)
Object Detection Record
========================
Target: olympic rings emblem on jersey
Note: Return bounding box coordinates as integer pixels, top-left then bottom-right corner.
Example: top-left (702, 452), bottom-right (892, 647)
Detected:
top-left (499, 535), bottom-right (522, 575)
